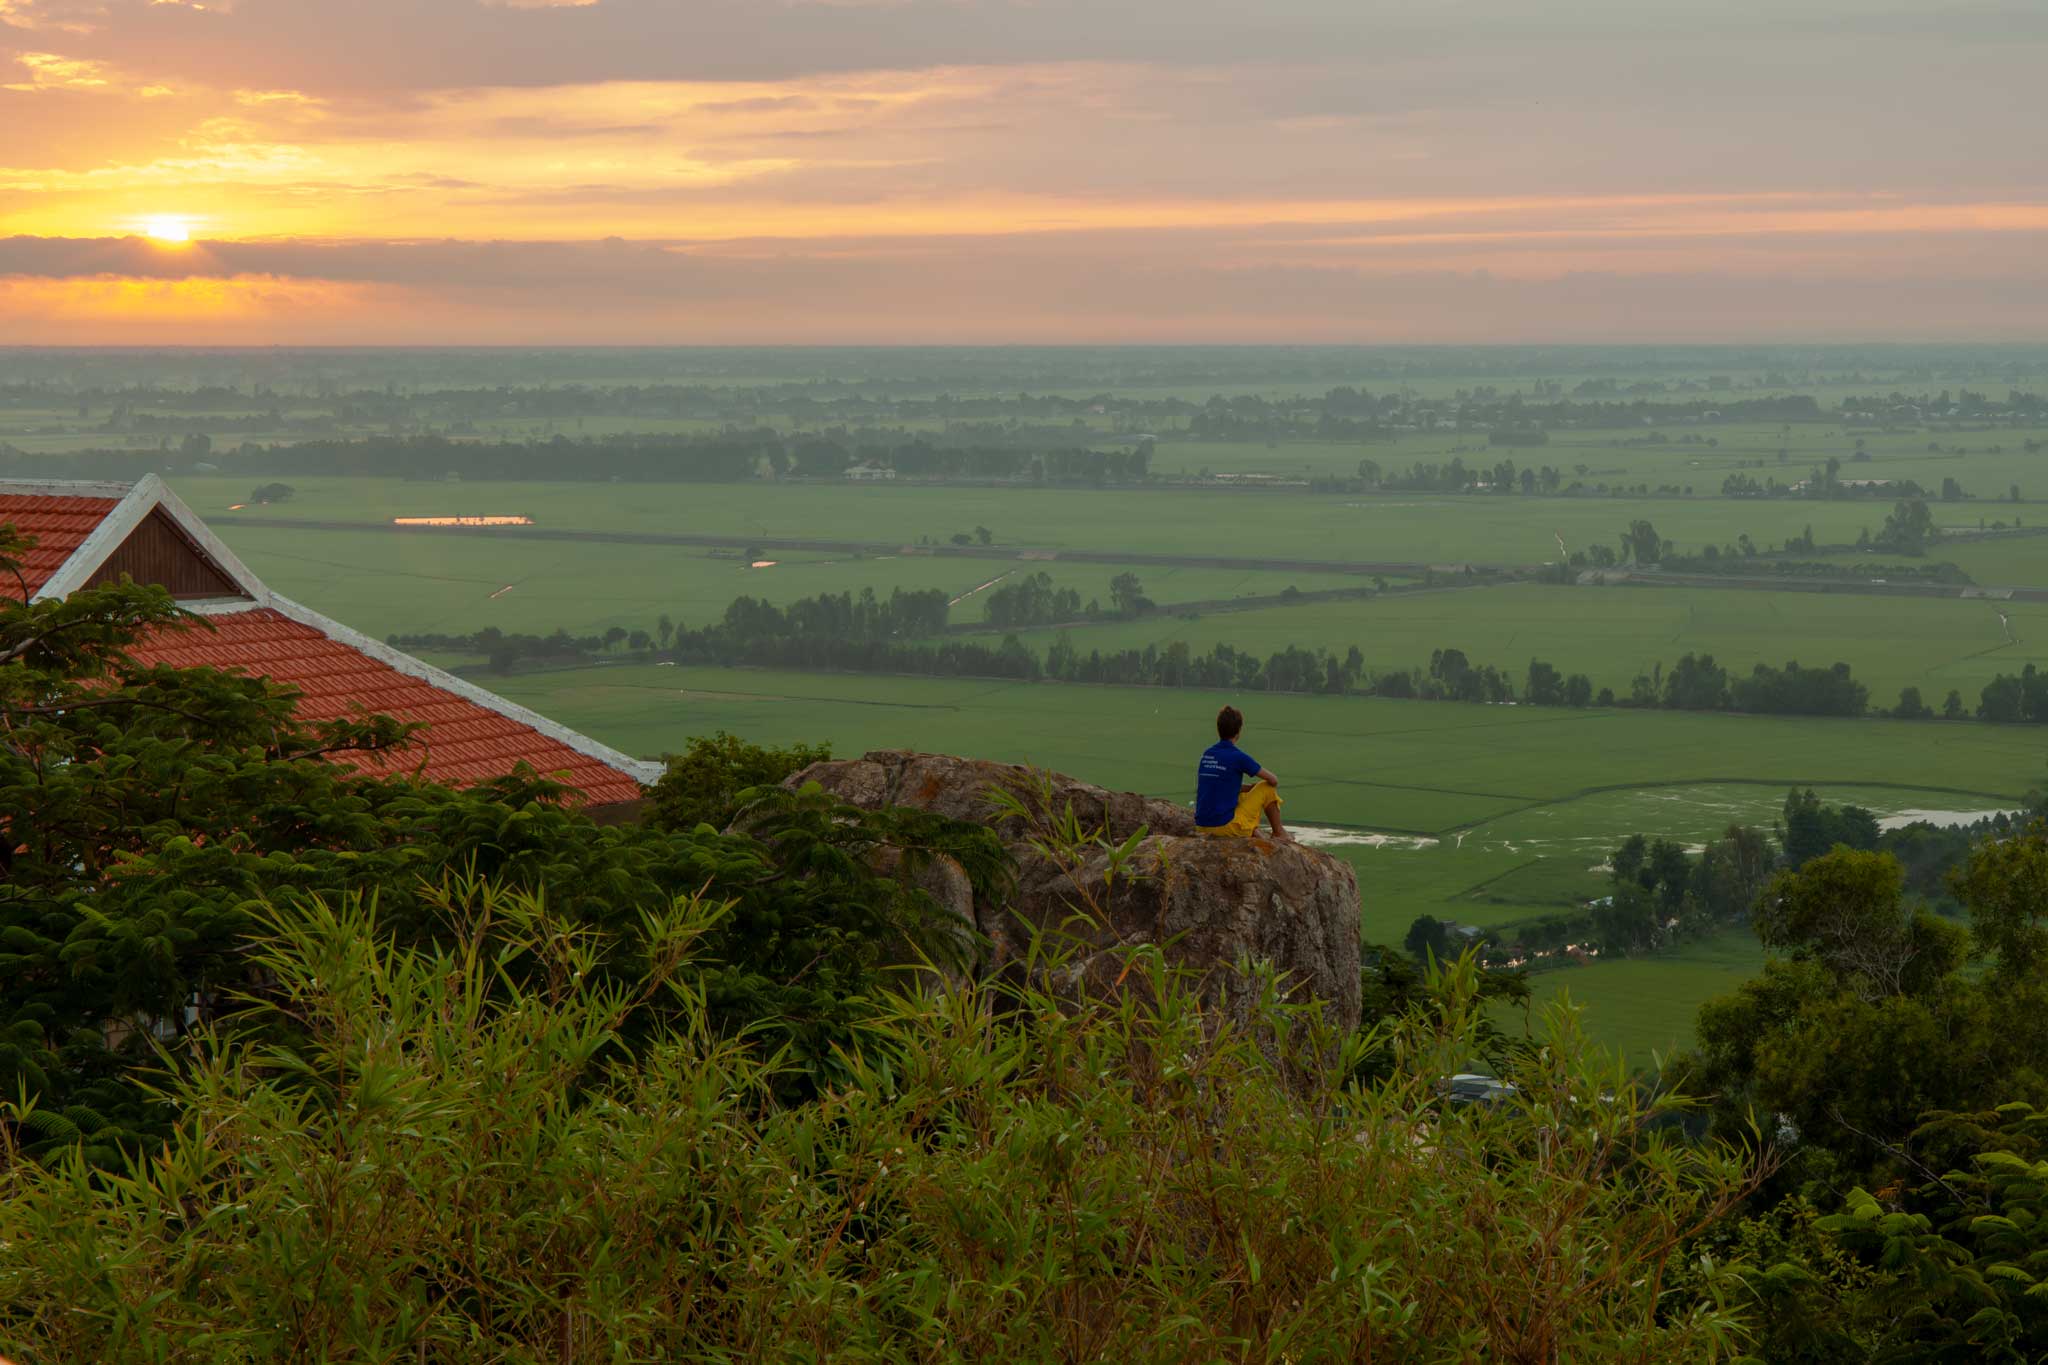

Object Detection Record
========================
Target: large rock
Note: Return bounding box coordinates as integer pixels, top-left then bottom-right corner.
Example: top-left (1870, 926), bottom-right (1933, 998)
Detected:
top-left (791, 748), bottom-right (1197, 840)
top-left (787, 750), bottom-right (1361, 1038)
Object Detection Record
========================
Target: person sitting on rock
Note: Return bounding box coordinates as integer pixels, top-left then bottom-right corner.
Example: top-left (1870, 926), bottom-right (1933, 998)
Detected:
top-left (1194, 705), bottom-right (1288, 840)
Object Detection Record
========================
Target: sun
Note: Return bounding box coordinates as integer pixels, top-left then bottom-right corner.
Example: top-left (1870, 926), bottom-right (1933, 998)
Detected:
top-left (140, 216), bottom-right (192, 243)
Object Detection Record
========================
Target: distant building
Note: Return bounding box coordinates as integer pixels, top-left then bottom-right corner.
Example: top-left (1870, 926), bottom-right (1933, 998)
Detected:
top-left (1, 476), bottom-right (657, 817)
top-left (845, 464), bottom-right (896, 481)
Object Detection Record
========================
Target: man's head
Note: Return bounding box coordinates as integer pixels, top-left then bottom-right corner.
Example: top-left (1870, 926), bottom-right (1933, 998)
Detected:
top-left (1216, 705), bottom-right (1244, 741)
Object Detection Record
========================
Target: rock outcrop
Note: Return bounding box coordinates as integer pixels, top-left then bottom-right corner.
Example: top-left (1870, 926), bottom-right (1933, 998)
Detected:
top-left (786, 749), bottom-right (1361, 1037)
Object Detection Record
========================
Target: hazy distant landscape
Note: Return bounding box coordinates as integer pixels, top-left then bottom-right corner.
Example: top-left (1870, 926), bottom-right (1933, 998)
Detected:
top-left (10, 342), bottom-right (2045, 1056)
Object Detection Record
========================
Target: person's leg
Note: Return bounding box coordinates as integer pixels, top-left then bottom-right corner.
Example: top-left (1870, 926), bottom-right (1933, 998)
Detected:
top-left (1227, 781), bottom-right (1283, 836)
top-left (1264, 788), bottom-right (1290, 840)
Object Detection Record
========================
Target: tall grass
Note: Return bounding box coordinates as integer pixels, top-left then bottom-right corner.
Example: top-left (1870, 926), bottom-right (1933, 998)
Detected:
top-left (1, 884), bottom-right (1763, 1362)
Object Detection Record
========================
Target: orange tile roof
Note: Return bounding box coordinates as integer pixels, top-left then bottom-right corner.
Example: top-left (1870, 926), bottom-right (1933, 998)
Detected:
top-left (129, 608), bottom-right (645, 807)
top-left (0, 494), bottom-right (121, 599)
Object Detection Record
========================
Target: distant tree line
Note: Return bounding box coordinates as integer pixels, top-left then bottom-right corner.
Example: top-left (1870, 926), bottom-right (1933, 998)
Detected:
top-left (395, 585), bottom-right (2034, 725)
top-left (0, 432), bottom-right (1154, 488)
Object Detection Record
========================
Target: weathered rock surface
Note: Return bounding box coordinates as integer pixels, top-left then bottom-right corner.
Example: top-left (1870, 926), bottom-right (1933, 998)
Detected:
top-left (787, 750), bottom-right (1361, 1036)
top-left (791, 748), bottom-right (1197, 841)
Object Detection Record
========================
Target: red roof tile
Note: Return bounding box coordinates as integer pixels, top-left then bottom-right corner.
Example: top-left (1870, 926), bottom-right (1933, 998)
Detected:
top-left (0, 494), bottom-right (120, 599)
top-left (129, 608), bottom-right (644, 807)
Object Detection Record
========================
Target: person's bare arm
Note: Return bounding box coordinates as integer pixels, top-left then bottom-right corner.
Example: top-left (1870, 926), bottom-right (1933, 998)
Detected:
top-left (1256, 767), bottom-right (1279, 787)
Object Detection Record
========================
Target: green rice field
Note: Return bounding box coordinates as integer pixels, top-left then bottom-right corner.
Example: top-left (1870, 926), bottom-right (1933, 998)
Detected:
top-left (995, 579), bottom-right (2048, 702)
top-left (200, 525), bottom-right (1379, 638)
top-left (167, 476), bottom-right (1967, 571)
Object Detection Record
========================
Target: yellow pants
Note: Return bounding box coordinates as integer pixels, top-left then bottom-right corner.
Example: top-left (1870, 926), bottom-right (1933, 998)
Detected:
top-left (1197, 782), bottom-right (1281, 837)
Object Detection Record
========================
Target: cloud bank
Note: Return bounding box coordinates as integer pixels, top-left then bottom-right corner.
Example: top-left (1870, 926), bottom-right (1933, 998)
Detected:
top-left (2, 0), bottom-right (2044, 340)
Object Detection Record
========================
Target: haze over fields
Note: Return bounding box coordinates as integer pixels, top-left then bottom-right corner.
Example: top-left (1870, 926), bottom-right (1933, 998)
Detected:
top-left (4, 0), bottom-right (2048, 342)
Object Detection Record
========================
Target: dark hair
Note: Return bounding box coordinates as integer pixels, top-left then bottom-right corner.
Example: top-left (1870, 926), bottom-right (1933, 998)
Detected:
top-left (1216, 706), bottom-right (1243, 740)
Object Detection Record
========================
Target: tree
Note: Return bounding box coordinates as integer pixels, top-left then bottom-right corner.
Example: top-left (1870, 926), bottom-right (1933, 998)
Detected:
top-left (1981, 673), bottom-right (2027, 722)
top-left (1108, 572), bottom-right (1152, 616)
top-left (1891, 686), bottom-right (1934, 720)
top-left (1524, 659), bottom-right (1564, 706)
top-left (1621, 519), bottom-right (1663, 565)
top-left (1564, 673), bottom-right (1593, 708)
top-left (1874, 499), bottom-right (1937, 555)
top-left (1953, 820), bottom-right (2048, 979)
top-left (1611, 834), bottom-right (1649, 886)
top-left (1751, 849), bottom-right (1959, 1000)
top-left (1662, 654), bottom-right (1729, 710)
top-left (1780, 788), bottom-right (1881, 867)
top-left (1943, 688), bottom-right (1965, 720)
top-left (1686, 826), bottom-right (2048, 1198)
top-left (1403, 914), bottom-right (1450, 963)
top-left (950, 532), bottom-right (972, 546)
top-left (249, 482), bottom-right (295, 505)
top-left (974, 525), bottom-right (993, 546)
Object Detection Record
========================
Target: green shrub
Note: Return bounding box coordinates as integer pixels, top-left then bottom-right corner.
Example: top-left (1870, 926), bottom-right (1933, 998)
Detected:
top-left (647, 730), bottom-right (833, 831)
top-left (1, 886), bottom-right (1765, 1362)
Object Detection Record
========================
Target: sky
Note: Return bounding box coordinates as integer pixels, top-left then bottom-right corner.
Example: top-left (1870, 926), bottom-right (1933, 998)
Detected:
top-left (1, 0), bottom-right (2045, 344)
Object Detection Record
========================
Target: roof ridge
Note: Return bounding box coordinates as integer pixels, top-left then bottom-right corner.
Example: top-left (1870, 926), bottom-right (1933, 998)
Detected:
top-left (0, 478), bottom-right (141, 499)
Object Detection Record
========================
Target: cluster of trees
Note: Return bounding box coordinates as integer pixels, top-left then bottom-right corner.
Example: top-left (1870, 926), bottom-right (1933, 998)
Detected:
top-left (1357, 456), bottom-right (1568, 495)
top-left (1617, 654), bottom-right (1871, 716)
top-left (1978, 663), bottom-right (2048, 723)
top-left (1430, 824), bottom-right (1777, 967)
top-left (1436, 790), bottom-right (2027, 969)
top-left (1584, 824), bottom-right (1779, 956)
top-left (982, 571), bottom-right (1084, 627)
top-left (979, 570), bottom-right (1154, 627)
top-left (1650, 809), bottom-right (2048, 1359)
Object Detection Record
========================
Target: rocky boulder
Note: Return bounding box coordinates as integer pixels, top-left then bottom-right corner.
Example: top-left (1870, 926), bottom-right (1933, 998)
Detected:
top-left (786, 750), bottom-right (1361, 1037)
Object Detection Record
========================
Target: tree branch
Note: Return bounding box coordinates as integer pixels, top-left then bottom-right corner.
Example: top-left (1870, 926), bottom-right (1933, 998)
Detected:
top-left (1826, 1103), bottom-right (1966, 1205)
top-left (1, 694), bottom-right (217, 725)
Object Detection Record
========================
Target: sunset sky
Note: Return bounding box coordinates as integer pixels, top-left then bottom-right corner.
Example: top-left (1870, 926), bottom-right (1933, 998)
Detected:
top-left (2, 0), bottom-right (2044, 343)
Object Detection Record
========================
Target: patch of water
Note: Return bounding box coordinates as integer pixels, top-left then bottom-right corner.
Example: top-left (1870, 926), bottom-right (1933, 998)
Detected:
top-left (1878, 807), bottom-right (2017, 832)
top-left (1294, 825), bottom-right (1439, 851)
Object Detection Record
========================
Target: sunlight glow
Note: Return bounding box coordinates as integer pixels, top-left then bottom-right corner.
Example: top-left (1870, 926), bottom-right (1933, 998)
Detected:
top-left (140, 216), bottom-right (193, 243)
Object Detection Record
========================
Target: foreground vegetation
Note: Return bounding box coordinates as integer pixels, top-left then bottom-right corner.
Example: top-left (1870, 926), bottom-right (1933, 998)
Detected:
top-left (16, 553), bottom-right (2048, 1357)
top-left (0, 893), bottom-right (1766, 1362)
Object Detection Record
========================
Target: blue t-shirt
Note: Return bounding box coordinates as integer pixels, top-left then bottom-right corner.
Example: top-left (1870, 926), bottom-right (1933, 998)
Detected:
top-left (1195, 740), bottom-right (1262, 827)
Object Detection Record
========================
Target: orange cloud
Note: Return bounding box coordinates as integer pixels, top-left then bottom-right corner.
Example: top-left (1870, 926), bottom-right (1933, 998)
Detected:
top-left (4, 49), bottom-right (108, 89)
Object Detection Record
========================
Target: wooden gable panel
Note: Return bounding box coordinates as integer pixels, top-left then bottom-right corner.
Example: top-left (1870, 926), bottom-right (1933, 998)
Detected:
top-left (84, 508), bottom-right (246, 599)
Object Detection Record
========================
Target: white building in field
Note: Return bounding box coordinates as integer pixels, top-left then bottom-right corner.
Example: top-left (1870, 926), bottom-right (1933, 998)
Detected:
top-left (845, 464), bottom-right (896, 481)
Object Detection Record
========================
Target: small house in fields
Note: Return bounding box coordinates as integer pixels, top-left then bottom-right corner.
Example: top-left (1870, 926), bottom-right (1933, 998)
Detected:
top-left (1, 476), bottom-right (660, 816)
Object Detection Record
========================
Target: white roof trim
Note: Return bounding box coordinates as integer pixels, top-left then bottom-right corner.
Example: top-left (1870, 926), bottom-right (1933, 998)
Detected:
top-left (263, 593), bottom-right (663, 789)
top-left (25, 473), bottom-right (269, 605)
top-left (0, 479), bottom-right (138, 499)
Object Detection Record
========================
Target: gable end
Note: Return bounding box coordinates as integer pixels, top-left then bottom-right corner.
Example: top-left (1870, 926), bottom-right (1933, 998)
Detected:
top-left (84, 507), bottom-right (247, 600)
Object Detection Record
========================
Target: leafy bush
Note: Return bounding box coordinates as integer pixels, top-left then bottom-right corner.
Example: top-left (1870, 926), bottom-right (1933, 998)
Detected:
top-left (645, 728), bottom-right (832, 831)
top-left (0, 888), bottom-right (1766, 1362)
